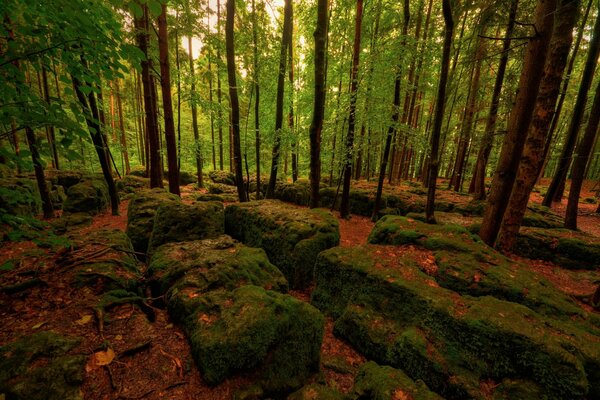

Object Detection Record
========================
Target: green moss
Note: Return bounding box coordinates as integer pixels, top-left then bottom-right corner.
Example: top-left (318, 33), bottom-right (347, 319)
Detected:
top-left (350, 361), bottom-right (443, 400)
top-left (209, 170), bottom-right (236, 185)
top-left (116, 175), bottom-right (149, 194)
top-left (225, 200), bottom-right (339, 289)
top-left (288, 384), bottom-right (344, 400)
top-left (184, 285), bottom-right (324, 394)
top-left (125, 188), bottom-right (180, 256)
top-left (0, 331), bottom-right (85, 400)
top-left (147, 201), bottom-right (224, 254)
top-left (197, 194), bottom-right (226, 202)
top-left (51, 212), bottom-right (93, 234)
top-left (274, 182), bottom-right (311, 206)
top-left (63, 178), bottom-right (109, 214)
top-left (522, 205), bottom-right (563, 229)
top-left (208, 182), bottom-right (238, 194)
top-left (0, 177), bottom-right (42, 217)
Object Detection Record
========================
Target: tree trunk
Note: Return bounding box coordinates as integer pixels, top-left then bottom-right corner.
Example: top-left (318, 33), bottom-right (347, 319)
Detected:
top-left (217, 0), bottom-right (224, 171)
top-left (134, 3), bottom-right (162, 188)
top-left (225, 0), bottom-right (247, 202)
top-left (309, 0), bottom-right (329, 208)
top-left (188, 36), bottom-right (203, 187)
top-left (339, 0), bottom-right (364, 219)
top-left (25, 127), bottom-right (54, 218)
top-left (543, 9), bottom-right (600, 206)
top-left (564, 78), bottom-right (600, 229)
top-left (289, 13), bottom-right (298, 183)
top-left (478, 0), bottom-right (555, 246)
top-left (424, 0), bottom-right (453, 224)
top-left (496, 0), bottom-right (579, 251)
top-left (252, 0), bottom-right (261, 199)
top-left (115, 80), bottom-right (130, 175)
top-left (266, 0), bottom-right (293, 198)
top-left (41, 66), bottom-right (59, 170)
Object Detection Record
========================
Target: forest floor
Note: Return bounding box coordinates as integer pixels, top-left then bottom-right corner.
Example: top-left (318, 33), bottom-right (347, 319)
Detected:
top-left (0, 179), bottom-right (599, 399)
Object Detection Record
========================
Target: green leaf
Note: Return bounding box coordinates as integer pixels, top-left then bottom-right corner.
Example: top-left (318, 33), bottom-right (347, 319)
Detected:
top-left (0, 261), bottom-right (14, 272)
top-left (147, 0), bottom-right (162, 18)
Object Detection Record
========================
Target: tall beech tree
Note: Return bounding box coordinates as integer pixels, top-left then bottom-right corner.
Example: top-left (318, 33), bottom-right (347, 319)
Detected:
top-left (266, 0), bottom-right (293, 198)
top-left (424, 0), bottom-right (453, 224)
top-left (496, 0), bottom-right (579, 251)
top-left (479, 0), bottom-right (556, 246)
top-left (225, 0), bottom-right (247, 202)
top-left (543, 10), bottom-right (600, 206)
top-left (252, 0), bottom-right (261, 200)
top-left (309, 0), bottom-right (329, 208)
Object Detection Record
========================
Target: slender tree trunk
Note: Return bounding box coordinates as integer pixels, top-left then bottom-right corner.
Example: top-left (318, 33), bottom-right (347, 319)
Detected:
top-left (339, 0), bottom-right (364, 218)
top-left (252, 0), bottom-right (261, 199)
top-left (309, 0), bottom-right (329, 208)
top-left (115, 80), bottom-right (130, 175)
top-left (175, 18), bottom-right (181, 172)
top-left (565, 78), bottom-right (600, 229)
top-left (24, 127), bottom-right (54, 218)
top-left (188, 36), bottom-right (203, 187)
top-left (217, 0), bottom-right (224, 171)
top-left (266, 0), bottom-right (293, 198)
top-left (225, 0), bottom-right (247, 202)
top-left (157, 4), bottom-right (180, 196)
top-left (207, 25), bottom-right (217, 171)
top-left (496, 0), bottom-right (579, 251)
top-left (479, 0), bottom-right (555, 245)
top-left (543, 9), bottom-right (600, 206)
top-left (41, 67), bottom-right (59, 170)
top-left (289, 13), bottom-right (298, 183)
top-left (425, 0), bottom-right (453, 224)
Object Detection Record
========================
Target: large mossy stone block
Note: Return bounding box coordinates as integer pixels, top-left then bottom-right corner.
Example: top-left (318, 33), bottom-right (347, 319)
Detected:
top-left (147, 201), bottom-right (224, 253)
top-left (224, 200), bottom-right (340, 289)
top-left (116, 175), bottom-right (149, 194)
top-left (209, 170), bottom-right (236, 186)
top-left (46, 170), bottom-right (83, 189)
top-left (0, 331), bottom-right (85, 400)
top-left (147, 235), bottom-right (288, 319)
top-left (312, 245), bottom-right (600, 400)
top-left (184, 285), bottom-right (324, 394)
top-left (125, 188), bottom-right (180, 255)
top-left (350, 361), bottom-right (443, 400)
top-left (63, 178), bottom-right (109, 215)
top-left (367, 215), bottom-right (589, 320)
top-left (274, 182), bottom-right (311, 206)
top-left (0, 177), bottom-right (41, 217)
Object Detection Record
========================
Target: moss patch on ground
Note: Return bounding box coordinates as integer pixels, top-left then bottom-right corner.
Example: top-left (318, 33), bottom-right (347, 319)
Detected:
top-left (225, 200), bottom-right (339, 289)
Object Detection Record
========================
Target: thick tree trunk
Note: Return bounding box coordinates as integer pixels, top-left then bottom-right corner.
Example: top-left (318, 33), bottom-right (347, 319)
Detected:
top-left (25, 127), bottom-right (54, 218)
top-left (266, 0), bottom-right (293, 198)
top-left (134, 4), bottom-right (162, 188)
top-left (309, 0), bottom-right (328, 208)
top-left (543, 10), bottom-right (600, 206)
top-left (225, 0), bottom-right (247, 202)
top-left (188, 36), bottom-right (203, 187)
top-left (478, 0), bottom-right (555, 246)
top-left (339, 0), bottom-right (364, 219)
top-left (496, 0), bottom-right (579, 251)
top-left (564, 78), bottom-right (600, 229)
top-left (115, 80), bottom-right (130, 175)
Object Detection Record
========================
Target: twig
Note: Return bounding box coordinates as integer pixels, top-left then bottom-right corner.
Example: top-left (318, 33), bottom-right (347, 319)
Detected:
top-left (118, 340), bottom-right (152, 358)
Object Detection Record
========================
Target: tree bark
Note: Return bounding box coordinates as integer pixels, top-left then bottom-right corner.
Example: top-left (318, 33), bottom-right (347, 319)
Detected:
top-left (115, 80), bottom-right (130, 175)
top-left (188, 36), bottom-right (203, 187)
top-left (309, 0), bottom-right (328, 208)
top-left (424, 0), bottom-right (453, 224)
top-left (478, 0), bottom-right (555, 245)
top-left (496, 0), bottom-right (579, 251)
top-left (266, 0), bottom-right (293, 198)
top-left (225, 0), bottom-right (247, 202)
top-left (252, 0), bottom-right (261, 200)
top-left (41, 66), bottom-right (59, 170)
top-left (339, 0), bottom-right (364, 219)
top-left (543, 9), bottom-right (600, 206)
top-left (216, 0), bottom-right (224, 171)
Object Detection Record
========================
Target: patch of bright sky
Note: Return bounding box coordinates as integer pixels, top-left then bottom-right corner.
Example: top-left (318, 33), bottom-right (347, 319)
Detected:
top-left (182, 0), bottom-right (285, 60)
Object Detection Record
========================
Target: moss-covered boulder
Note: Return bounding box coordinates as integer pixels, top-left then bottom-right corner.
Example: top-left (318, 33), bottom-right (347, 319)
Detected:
top-left (116, 175), bottom-right (149, 194)
top-left (209, 170), bottom-right (236, 186)
top-left (51, 212), bottom-right (93, 234)
top-left (312, 244), bottom-right (600, 399)
top-left (46, 170), bottom-right (83, 189)
top-left (147, 235), bottom-right (288, 313)
top-left (288, 384), bottom-right (344, 400)
top-left (63, 178), bottom-right (109, 215)
top-left (178, 170), bottom-right (197, 185)
top-left (522, 204), bottom-right (563, 229)
top-left (350, 361), bottom-right (443, 400)
top-left (208, 182), bottom-right (238, 195)
top-left (184, 285), bottom-right (324, 394)
top-left (274, 182), bottom-right (311, 206)
top-left (147, 201), bottom-right (224, 253)
top-left (0, 177), bottom-right (41, 217)
top-left (0, 331), bottom-right (85, 400)
top-left (225, 200), bottom-right (339, 288)
top-left (515, 227), bottom-right (600, 270)
top-left (125, 188), bottom-right (180, 255)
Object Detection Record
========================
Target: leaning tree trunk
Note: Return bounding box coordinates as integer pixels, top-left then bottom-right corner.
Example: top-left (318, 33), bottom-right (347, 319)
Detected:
top-left (564, 77), bottom-right (600, 229)
top-left (478, 0), bottom-right (555, 246)
top-left (543, 9), bottom-right (600, 206)
top-left (339, 0), bottom-right (364, 219)
top-left (309, 0), bottom-right (329, 208)
top-left (424, 0), bottom-right (453, 224)
top-left (496, 0), bottom-right (579, 252)
top-left (157, 4), bottom-right (180, 196)
top-left (266, 0), bottom-right (293, 198)
top-left (225, 0), bottom-right (247, 202)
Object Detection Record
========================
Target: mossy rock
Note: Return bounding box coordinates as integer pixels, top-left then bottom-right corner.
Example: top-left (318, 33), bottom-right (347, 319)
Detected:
top-left (274, 182), bottom-right (311, 206)
top-left (209, 170), bottom-right (236, 186)
top-left (128, 167), bottom-right (147, 177)
top-left (455, 200), bottom-right (486, 216)
top-left (367, 215), bottom-right (590, 320)
top-left (515, 227), bottom-right (600, 270)
top-left (0, 331), bottom-right (85, 400)
top-left (184, 285), bottom-right (324, 394)
top-left (312, 245), bottom-right (600, 399)
top-left (49, 184), bottom-right (67, 210)
top-left (69, 229), bottom-right (142, 293)
top-left (225, 200), bottom-right (339, 289)
top-left (522, 204), bottom-right (563, 229)
top-left (288, 384), bottom-right (344, 400)
top-left (178, 170), bottom-right (197, 185)
top-left (0, 177), bottom-right (41, 217)
top-left (350, 361), bottom-right (443, 400)
top-left (46, 170), bottom-right (83, 189)
top-left (208, 182), bottom-right (238, 195)
top-left (147, 235), bottom-right (288, 318)
top-left (51, 212), bottom-right (93, 234)
top-left (63, 178), bottom-right (109, 215)
top-left (147, 201), bottom-right (224, 254)
top-left (197, 194), bottom-right (226, 202)
top-left (125, 188), bottom-right (180, 256)
top-left (116, 175), bottom-right (149, 194)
